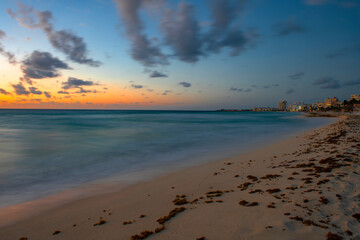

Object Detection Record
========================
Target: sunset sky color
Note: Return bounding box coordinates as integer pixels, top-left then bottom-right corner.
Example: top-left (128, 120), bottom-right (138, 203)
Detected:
top-left (0, 0), bottom-right (359, 110)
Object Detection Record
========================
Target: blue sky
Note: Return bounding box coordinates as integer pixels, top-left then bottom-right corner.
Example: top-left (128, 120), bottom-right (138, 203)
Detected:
top-left (0, 0), bottom-right (359, 109)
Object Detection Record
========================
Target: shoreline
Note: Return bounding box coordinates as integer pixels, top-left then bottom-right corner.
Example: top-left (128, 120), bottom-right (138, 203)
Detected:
top-left (0, 113), bottom-right (335, 227)
top-left (0, 114), bottom-right (358, 239)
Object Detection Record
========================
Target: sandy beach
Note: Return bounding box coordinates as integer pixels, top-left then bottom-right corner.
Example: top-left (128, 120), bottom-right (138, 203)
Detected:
top-left (0, 114), bottom-right (359, 240)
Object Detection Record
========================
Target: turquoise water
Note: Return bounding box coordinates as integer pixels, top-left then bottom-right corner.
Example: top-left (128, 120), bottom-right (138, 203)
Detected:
top-left (0, 110), bottom-right (331, 208)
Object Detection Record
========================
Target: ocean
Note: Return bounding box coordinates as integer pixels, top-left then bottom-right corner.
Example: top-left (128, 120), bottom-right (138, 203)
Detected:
top-left (0, 109), bottom-right (332, 210)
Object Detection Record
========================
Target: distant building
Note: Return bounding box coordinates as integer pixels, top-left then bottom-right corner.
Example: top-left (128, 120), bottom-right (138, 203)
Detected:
top-left (278, 100), bottom-right (287, 111)
top-left (354, 104), bottom-right (360, 111)
top-left (324, 97), bottom-right (340, 107)
top-left (316, 102), bottom-right (325, 108)
top-left (289, 102), bottom-right (307, 112)
top-left (351, 95), bottom-right (360, 101)
top-left (252, 107), bottom-right (277, 112)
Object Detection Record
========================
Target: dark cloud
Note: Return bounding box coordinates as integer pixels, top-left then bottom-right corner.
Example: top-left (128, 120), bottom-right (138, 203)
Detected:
top-left (326, 44), bottom-right (360, 59)
top-left (179, 82), bottom-right (191, 88)
top-left (263, 84), bottom-right (279, 89)
top-left (244, 88), bottom-right (251, 92)
top-left (57, 90), bottom-right (69, 94)
top-left (62, 77), bottom-right (98, 90)
top-left (0, 88), bottom-right (11, 95)
top-left (161, 2), bottom-right (203, 63)
top-left (75, 87), bottom-right (93, 94)
top-left (149, 71), bottom-right (168, 78)
top-left (205, 0), bottom-right (255, 56)
top-left (21, 51), bottom-right (70, 79)
top-left (304, 0), bottom-right (328, 5)
top-left (131, 84), bottom-right (143, 89)
top-left (304, 0), bottom-right (359, 8)
top-left (273, 19), bottom-right (306, 36)
top-left (114, 0), bottom-right (256, 68)
top-left (48, 30), bottom-right (101, 67)
top-left (230, 87), bottom-right (243, 92)
top-left (343, 78), bottom-right (360, 86)
top-left (286, 88), bottom-right (295, 94)
top-left (28, 86), bottom-right (42, 95)
top-left (162, 90), bottom-right (172, 95)
top-left (113, 0), bottom-right (168, 67)
top-left (313, 77), bottom-right (341, 89)
top-left (0, 29), bottom-right (16, 64)
top-left (12, 82), bottom-right (30, 95)
top-left (289, 72), bottom-right (304, 80)
top-left (8, 4), bottom-right (101, 67)
top-left (44, 91), bottom-right (51, 98)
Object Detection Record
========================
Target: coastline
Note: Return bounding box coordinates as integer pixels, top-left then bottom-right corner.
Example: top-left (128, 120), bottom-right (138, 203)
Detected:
top-left (0, 114), bottom-right (358, 240)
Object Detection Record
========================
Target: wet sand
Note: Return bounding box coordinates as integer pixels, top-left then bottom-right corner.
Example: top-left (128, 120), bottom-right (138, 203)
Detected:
top-left (0, 114), bottom-right (359, 240)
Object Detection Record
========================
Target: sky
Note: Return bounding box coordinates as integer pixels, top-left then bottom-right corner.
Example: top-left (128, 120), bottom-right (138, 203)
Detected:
top-left (0, 0), bottom-right (359, 110)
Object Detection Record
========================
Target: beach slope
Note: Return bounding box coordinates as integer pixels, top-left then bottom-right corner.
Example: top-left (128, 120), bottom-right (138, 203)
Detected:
top-left (0, 115), bottom-right (359, 240)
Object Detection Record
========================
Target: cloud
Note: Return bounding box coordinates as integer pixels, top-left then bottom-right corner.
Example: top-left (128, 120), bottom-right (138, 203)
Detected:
top-left (44, 91), bottom-right (51, 98)
top-left (304, 0), bottom-right (359, 8)
top-left (149, 70), bottom-right (168, 78)
top-left (313, 77), bottom-right (341, 89)
top-left (179, 82), bottom-right (191, 87)
top-left (286, 88), bottom-right (295, 94)
top-left (343, 78), bottom-right (360, 86)
top-left (57, 90), bottom-right (69, 94)
top-left (0, 88), bottom-right (11, 95)
top-left (304, 0), bottom-right (328, 5)
top-left (244, 88), bottom-right (251, 92)
top-left (28, 86), bottom-right (42, 95)
top-left (289, 72), bottom-right (304, 80)
top-left (326, 44), bottom-right (360, 58)
top-left (205, 0), bottom-right (255, 56)
top-left (263, 84), bottom-right (279, 89)
top-left (75, 87), bottom-right (93, 93)
top-left (113, 0), bottom-right (256, 68)
top-left (230, 87), bottom-right (243, 92)
top-left (113, 0), bottom-right (168, 67)
top-left (12, 82), bottom-right (30, 95)
top-left (21, 51), bottom-right (70, 79)
top-left (131, 84), bottom-right (143, 89)
top-left (162, 90), bottom-right (172, 95)
top-left (62, 77), bottom-right (98, 90)
top-left (273, 19), bottom-right (306, 36)
top-left (8, 4), bottom-right (101, 67)
top-left (161, 2), bottom-right (203, 63)
top-left (0, 29), bottom-right (16, 64)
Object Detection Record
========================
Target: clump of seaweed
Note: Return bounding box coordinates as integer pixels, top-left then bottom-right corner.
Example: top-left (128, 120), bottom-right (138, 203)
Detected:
top-left (352, 213), bottom-right (360, 222)
top-left (320, 197), bottom-right (329, 205)
top-left (239, 200), bottom-right (259, 207)
top-left (237, 182), bottom-right (252, 191)
top-left (249, 189), bottom-right (263, 194)
top-left (206, 190), bottom-right (223, 198)
top-left (326, 232), bottom-right (343, 240)
top-left (173, 195), bottom-right (189, 205)
top-left (157, 207), bottom-right (186, 224)
top-left (317, 179), bottom-right (330, 185)
top-left (247, 175), bottom-right (258, 181)
top-left (266, 188), bottom-right (281, 194)
top-left (52, 230), bottom-right (61, 235)
top-left (260, 174), bottom-right (281, 180)
top-left (130, 230), bottom-right (154, 240)
top-left (93, 220), bottom-right (107, 226)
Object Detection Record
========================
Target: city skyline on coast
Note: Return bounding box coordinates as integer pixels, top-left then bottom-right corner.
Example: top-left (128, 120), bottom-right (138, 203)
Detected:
top-left (0, 0), bottom-right (360, 110)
